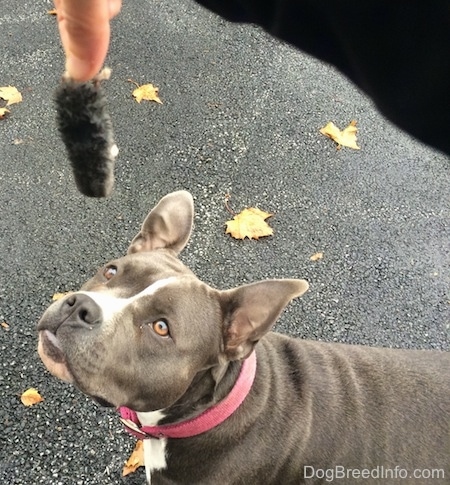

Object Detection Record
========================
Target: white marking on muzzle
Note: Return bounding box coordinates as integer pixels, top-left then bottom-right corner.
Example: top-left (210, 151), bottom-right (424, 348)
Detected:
top-left (76, 276), bottom-right (177, 324)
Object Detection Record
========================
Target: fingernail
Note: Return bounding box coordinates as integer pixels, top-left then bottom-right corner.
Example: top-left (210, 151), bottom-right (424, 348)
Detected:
top-left (65, 56), bottom-right (94, 82)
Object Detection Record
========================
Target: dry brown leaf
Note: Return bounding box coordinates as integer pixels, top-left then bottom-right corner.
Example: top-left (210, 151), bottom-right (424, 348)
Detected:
top-left (21, 388), bottom-right (44, 407)
top-left (52, 291), bottom-right (73, 301)
top-left (310, 252), bottom-right (324, 261)
top-left (0, 107), bottom-right (10, 119)
top-left (0, 86), bottom-right (23, 106)
top-left (1, 322), bottom-right (10, 330)
top-left (47, 8), bottom-right (57, 15)
top-left (226, 207), bottom-right (274, 240)
top-left (122, 440), bottom-right (145, 477)
top-left (319, 120), bottom-right (360, 150)
top-left (131, 82), bottom-right (163, 104)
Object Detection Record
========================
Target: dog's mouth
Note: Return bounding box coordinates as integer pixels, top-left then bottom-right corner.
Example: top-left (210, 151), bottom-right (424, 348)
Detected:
top-left (39, 330), bottom-right (65, 362)
top-left (38, 330), bottom-right (74, 383)
top-left (38, 330), bottom-right (116, 408)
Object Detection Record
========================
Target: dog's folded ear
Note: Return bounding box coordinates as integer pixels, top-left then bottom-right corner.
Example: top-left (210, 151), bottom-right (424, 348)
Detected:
top-left (220, 279), bottom-right (309, 360)
top-left (128, 191), bottom-right (194, 254)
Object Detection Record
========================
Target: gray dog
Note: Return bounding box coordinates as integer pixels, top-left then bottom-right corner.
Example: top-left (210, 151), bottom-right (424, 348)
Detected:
top-left (38, 191), bottom-right (450, 484)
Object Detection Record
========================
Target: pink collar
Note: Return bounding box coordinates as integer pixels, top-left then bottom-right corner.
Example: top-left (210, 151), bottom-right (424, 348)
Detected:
top-left (119, 351), bottom-right (257, 440)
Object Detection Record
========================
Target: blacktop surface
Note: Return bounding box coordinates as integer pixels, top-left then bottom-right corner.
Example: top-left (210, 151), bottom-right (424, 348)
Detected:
top-left (0, 0), bottom-right (449, 483)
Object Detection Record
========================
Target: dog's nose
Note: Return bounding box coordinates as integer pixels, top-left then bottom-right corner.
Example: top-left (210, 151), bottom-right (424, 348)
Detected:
top-left (64, 293), bottom-right (103, 327)
top-left (38, 292), bottom-right (104, 333)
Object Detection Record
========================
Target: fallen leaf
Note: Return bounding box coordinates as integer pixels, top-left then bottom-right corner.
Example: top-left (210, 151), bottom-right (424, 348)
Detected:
top-left (122, 440), bottom-right (145, 477)
top-left (319, 120), bottom-right (360, 150)
top-left (310, 252), bottom-right (324, 261)
top-left (130, 82), bottom-right (163, 104)
top-left (21, 388), bottom-right (44, 407)
top-left (0, 107), bottom-right (10, 119)
top-left (47, 8), bottom-right (57, 15)
top-left (226, 207), bottom-right (274, 240)
top-left (0, 86), bottom-right (23, 106)
top-left (52, 291), bottom-right (73, 301)
top-left (1, 322), bottom-right (10, 330)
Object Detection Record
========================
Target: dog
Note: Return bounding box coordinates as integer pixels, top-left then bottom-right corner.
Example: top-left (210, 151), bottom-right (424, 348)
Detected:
top-left (38, 190), bottom-right (450, 484)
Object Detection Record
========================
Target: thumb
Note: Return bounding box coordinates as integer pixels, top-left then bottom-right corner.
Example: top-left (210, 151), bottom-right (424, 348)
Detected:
top-left (55, 0), bottom-right (119, 81)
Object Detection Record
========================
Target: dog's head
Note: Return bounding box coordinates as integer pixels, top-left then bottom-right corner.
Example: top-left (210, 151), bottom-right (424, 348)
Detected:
top-left (38, 191), bottom-right (308, 412)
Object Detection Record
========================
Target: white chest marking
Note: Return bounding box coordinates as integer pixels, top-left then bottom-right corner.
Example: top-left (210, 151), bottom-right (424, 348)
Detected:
top-left (136, 410), bottom-right (168, 484)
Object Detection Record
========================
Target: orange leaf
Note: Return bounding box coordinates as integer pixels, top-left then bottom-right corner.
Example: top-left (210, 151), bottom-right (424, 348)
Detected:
top-left (310, 252), bottom-right (324, 261)
top-left (122, 440), bottom-right (145, 477)
top-left (0, 86), bottom-right (23, 106)
top-left (319, 120), bottom-right (360, 150)
top-left (21, 388), bottom-right (44, 406)
top-left (131, 83), bottom-right (163, 104)
top-left (0, 107), bottom-right (10, 119)
top-left (47, 8), bottom-right (57, 15)
top-left (1, 321), bottom-right (10, 330)
top-left (226, 207), bottom-right (274, 240)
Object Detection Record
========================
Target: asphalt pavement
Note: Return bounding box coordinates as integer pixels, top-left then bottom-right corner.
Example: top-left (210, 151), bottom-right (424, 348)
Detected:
top-left (0, 0), bottom-right (449, 483)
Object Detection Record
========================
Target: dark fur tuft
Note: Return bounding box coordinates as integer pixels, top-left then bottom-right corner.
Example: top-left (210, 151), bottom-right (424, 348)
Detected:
top-left (55, 70), bottom-right (118, 197)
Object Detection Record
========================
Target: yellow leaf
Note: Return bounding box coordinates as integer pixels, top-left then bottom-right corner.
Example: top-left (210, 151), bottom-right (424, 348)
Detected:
top-left (310, 252), bottom-right (324, 261)
top-left (226, 207), bottom-right (274, 240)
top-left (52, 291), bottom-right (73, 301)
top-left (0, 86), bottom-right (23, 106)
top-left (0, 107), bottom-right (10, 119)
top-left (21, 388), bottom-right (44, 407)
top-left (131, 83), bottom-right (163, 104)
top-left (47, 8), bottom-right (57, 15)
top-left (122, 440), bottom-right (145, 477)
top-left (319, 120), bottom-right (360, 150)
top-left (1, 321), bottom-right (10, 330)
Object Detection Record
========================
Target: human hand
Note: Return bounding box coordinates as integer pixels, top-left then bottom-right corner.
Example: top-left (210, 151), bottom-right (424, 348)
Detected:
top-left (54, 0), bottom-right (122, 82)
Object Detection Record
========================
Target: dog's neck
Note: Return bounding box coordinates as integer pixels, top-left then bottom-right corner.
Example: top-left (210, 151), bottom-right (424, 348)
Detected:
top-left (162, 358), bottom-right (242, 424)
top-left (120, 352), bottom-right (257, 439)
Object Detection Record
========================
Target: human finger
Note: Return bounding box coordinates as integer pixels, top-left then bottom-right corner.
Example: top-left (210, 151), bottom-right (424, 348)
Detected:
top-left (54, 0), bottom-right (121, 81)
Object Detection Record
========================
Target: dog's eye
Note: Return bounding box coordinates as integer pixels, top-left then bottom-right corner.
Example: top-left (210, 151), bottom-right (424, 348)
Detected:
top-left (103, 265), bottom-right (117, 280)
top-left (152, 319), bottom-right (170, 337)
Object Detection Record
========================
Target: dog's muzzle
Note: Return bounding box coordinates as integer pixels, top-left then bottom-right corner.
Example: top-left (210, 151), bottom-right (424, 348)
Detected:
top-left (37, 292), bottom-right (105, 383)
top-left (38, 293), bottom-right (103, 334)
